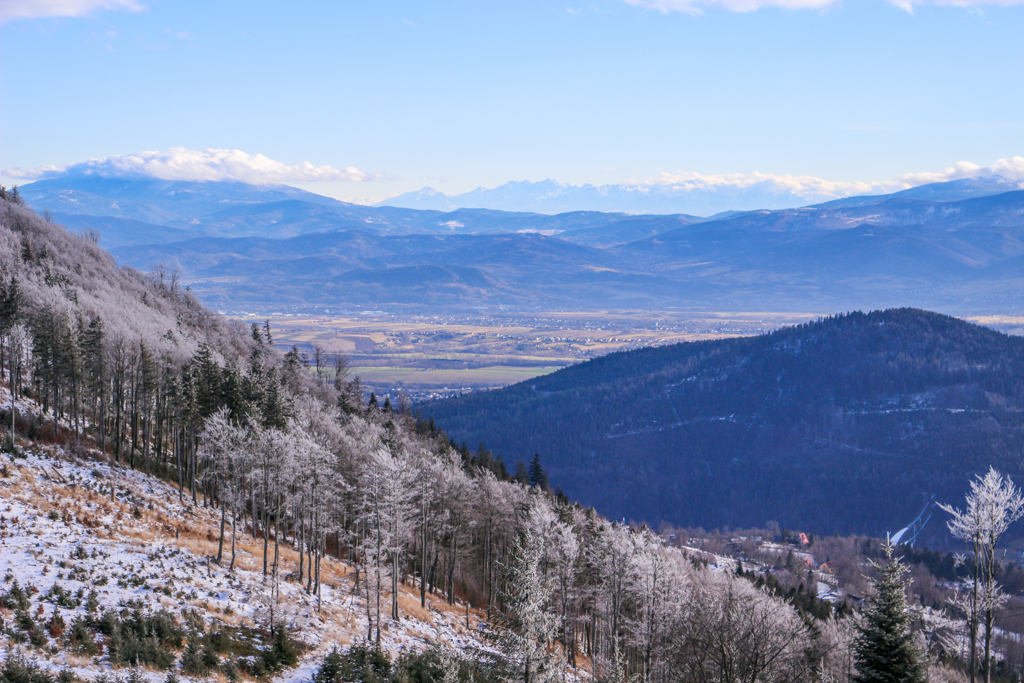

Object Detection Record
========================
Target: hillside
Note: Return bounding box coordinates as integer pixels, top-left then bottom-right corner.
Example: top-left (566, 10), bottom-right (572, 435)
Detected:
top-left (0, 189), bottom-right (517, 681)
top-left (425, 309), bottom-right (1024, 543)
top-left (0, 415), bottom-right (493, 683)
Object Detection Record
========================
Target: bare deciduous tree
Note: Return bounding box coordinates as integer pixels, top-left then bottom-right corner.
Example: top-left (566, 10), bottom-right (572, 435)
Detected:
top-left (940, 468), bottom-right (1024, 683)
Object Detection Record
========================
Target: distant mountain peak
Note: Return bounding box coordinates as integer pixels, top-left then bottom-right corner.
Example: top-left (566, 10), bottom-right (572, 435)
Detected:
top-left (378, 169), bottom-right (1024, 216)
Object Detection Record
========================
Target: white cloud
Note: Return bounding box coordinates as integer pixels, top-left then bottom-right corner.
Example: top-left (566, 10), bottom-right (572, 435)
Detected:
top-left (625, 0), bottom-right (1024, 13)
top-left (635, 170), bottom-right (877, 197)
top-left (0, 0), bottom-right (144, 23)
top-left (623, 0), bottom-right (836, 15)
top-left (4, 147), bottom-right (380, 185)
top-left (633, 155), bottom-right (1024, 201)
top-left (897, 156), bottom-right (1024, 185)
top-left (887, 0), bottom-right (1024, 10)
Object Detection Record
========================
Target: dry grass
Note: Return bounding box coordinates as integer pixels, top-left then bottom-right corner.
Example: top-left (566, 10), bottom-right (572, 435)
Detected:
top-left (396, 594), bottom-right (433, 623)
top-left (8, 443), bottom-right (502, 667)
top-left (62, 653), bottom-right (98, 669)
top-left (122, 527), bottom-right (158, 544)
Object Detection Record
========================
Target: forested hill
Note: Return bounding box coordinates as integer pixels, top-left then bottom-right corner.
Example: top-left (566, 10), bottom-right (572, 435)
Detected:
top-left (426, 309), bottom-right (1024, 543)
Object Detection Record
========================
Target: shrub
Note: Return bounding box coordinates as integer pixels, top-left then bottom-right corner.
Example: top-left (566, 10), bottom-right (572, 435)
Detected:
top-left (65, 615), bottom-right (100, 655)
top-left (312, 646), bottom-right (393, 683)
top-left (15, 610), bottom-right (34, 631)
top-left (47, 611), bottom-right (65, 638)
top-left (180, 637), bottom-right (210, 676)
top-left (234, 625), bottom-right (301, 678)
top-left (43, 584), bottom-right (80, 609)
top-left (312, 647), bottom-right (345, 683)
top-left (1, 649), bottom-right (57, 683)
top-left (1, 580), bottom-right (32, 611)
top-left (99, 607), bottom-right (183, 670)
top-left (264, 625), bottom-right (298, 670)
top-left (221, 659), bottom-right (240, 683)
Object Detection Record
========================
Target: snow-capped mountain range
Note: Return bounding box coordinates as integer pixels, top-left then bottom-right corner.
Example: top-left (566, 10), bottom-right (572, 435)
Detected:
top-left (376, 176), bottom-right (1024, 216)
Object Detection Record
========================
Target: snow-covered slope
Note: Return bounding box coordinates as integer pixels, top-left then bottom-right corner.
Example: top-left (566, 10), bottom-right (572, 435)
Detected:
top-left (0, 390), bottom-right (502, 683)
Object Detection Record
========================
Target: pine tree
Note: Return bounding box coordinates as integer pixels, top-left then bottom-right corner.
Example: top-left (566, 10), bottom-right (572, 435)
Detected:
top-left (527, 454), bottom-right (548, 489)
top-left (514, 461), bottom-right (529, 486)
top-left (313, 647), bottom-right (344, 683)
top-left (852, 541), bottom-right (927, 683)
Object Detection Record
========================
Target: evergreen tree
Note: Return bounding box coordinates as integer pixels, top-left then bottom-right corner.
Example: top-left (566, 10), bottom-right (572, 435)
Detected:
top-left (514, 460), bottom-right (529, 486)
top-left (283, 345), bottom-right (306, 379)
top-left (312, 647), bottom-right (344, 683)
top-left (527, 453), bottom-right (548, 489)
top-left (81, 316), bottom-right (106, 451)
top-left (0, 276), bottom-right (23, 330)
top-left (0, 276), bottom-right (24, 445)
top-left (192, 342), bottom-right (222, 419)
top-left (852, 541), bottom-right (927, 683)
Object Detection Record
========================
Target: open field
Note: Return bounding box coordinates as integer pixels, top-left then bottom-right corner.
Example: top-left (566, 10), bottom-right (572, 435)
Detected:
top-left (347, 364), bottom-right (564, 388)
top-left (232, 309), bottom-right (821, 399)
top-left (228, 309), bottom-right (1024, 400)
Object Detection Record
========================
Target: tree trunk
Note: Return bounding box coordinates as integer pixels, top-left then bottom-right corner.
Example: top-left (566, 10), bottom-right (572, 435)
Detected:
top-left (230, 509), bottom-right (237, 572)
top-left (217, 500), bottom-right (226, 564)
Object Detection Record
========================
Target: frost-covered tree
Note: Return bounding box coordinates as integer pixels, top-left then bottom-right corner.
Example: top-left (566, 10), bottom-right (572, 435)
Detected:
top-left (356, 447), bottom-right (415, 644)
top-left (816, 616), bottom-right (861, 683)
top-left (627, 530), bottom-right (688, 683)
top-left (199, 407), bottom-right (248, 566)
top-left (490, 526), bottom-right (561, 683)
top-left (678, 571), bottom-right (810, 683)
top-left (939, 468), bottom-right (1024, 683)
top-left (591, 522), bottom-right (637, 680)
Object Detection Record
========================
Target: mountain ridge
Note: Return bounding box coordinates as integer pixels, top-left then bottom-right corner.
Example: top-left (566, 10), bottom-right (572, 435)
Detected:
top-left (19, 175), bottom-right (1024, 313)
top-left (424, 308), bottom-right (1024, 544)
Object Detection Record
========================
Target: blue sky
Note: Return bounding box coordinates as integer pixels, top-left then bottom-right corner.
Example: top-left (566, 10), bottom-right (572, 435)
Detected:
top-left (2, 0), bottom-right (1023, 204)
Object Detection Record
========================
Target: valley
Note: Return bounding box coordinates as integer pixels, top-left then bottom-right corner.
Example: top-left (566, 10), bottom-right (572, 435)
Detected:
top-left (241, 310), bottom-right (817, 399)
